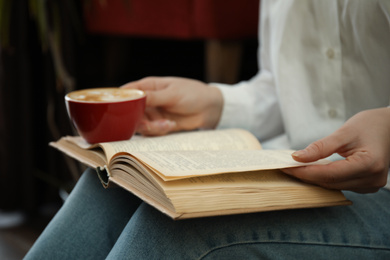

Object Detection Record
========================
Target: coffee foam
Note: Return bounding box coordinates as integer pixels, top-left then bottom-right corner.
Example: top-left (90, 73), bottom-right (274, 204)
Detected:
top-left (67, 88), bottom-right (144, 102)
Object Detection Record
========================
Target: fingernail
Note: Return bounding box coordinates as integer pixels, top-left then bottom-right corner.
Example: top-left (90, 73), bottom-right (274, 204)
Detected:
top-left (292, 149), bottom-right (306, 158)
top-left (159, 120), bottom-right (176, 130)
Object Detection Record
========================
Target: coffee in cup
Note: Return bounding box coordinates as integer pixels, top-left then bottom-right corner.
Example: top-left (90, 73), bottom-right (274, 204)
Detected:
top-left (65, 87), bottom-right (146, 143)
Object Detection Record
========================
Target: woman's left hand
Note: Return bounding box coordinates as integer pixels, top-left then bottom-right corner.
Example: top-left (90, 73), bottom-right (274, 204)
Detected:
top-left (283, 108), bottom-right (390, 193)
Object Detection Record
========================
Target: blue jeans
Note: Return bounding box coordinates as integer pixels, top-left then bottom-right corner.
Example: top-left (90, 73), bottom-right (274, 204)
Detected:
top-left (25, 168), bottom-right (390, 259)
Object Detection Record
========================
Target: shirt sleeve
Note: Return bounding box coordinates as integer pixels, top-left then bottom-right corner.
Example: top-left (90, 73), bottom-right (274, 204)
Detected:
top-left (213, 70), bottom-right (284, 142)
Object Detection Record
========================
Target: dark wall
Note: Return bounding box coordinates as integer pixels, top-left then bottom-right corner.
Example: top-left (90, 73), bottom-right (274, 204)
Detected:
top-left (76, 35), bottom-right (258, 88)
top-left (0, 2), bottom-right (258, 215)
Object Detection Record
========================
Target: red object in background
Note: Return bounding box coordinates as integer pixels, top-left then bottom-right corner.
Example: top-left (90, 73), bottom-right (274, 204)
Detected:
top-left (193, 0), bottom-right (259, 39)
top-left (83, 0), bottom-right (259, 39)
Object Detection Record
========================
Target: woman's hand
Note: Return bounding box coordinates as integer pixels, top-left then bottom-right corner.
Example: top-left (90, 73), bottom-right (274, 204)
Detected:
top-left (283, 108), bottom-right (390, 193)
top-left (121, 76), bottom-right (223, 136)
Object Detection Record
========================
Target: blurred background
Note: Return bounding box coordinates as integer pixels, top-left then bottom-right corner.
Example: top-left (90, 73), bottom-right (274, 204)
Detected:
top-left (0, 0), bottom-right (259, 257)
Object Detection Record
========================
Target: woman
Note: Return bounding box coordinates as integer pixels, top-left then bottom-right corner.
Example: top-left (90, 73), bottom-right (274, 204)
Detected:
top-left (25, 0), bottom-right (390, 259)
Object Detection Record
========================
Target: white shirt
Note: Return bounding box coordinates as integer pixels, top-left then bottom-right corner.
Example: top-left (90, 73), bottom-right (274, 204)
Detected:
top-left (216, 0), bottom-right (390, 150)
top-left (215, 0), bottom-right (390, 190)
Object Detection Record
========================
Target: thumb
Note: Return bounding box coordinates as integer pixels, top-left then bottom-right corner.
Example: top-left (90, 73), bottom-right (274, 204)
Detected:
top-left (292, 132), bottom-right (347, 163)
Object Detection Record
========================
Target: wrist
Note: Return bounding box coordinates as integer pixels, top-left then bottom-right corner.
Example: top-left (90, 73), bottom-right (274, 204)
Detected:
top-left (202, 85), bottom-right (223, 129)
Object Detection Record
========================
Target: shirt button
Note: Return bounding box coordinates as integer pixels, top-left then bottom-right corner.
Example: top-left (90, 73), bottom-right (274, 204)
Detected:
top-left (326, 48), bottom-right (335, 59)
top-left (328, 108), bottom-right (337, 118)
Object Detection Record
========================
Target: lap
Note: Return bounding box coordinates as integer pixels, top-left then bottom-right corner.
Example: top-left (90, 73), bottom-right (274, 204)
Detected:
top-left (25, 168), bottom-right (142, 260)
top-left (108, 189), bottom-right (390, 259)
top-left (26, 169), bottom-right (390, 259)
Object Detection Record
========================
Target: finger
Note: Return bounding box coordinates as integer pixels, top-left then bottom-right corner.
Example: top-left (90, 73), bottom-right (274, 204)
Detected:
top-left (292, 130), bottom-right (351, 163)
top-left (137, 108), bottom-right (173, 135)
top-left (284, 151), bottom-right (373, 183)
top-left (293, 174), bottom-right (382, 193)
top-left (143, 107), bottom-right (165, 121)
top-left (322, 178), bottom-right (382, 193)
top-left (144, 88), bottom-right (177, 108)
top-left (121, 77), bottom-right (163, 91)
top-left (137, 119), bottom-right (177, 136)
top-left (300, 174), bottom-right (382, 193)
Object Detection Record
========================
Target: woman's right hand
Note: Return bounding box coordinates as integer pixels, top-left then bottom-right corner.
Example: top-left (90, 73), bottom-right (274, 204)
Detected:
top-left (121, 76), bottom-right (223, 136)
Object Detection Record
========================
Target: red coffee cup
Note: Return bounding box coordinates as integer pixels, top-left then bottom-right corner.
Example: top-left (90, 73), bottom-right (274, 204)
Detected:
top-left (65, 87), bottom-right (146, 143)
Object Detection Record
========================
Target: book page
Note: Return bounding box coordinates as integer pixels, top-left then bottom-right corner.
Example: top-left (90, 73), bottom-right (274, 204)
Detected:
top-left (162, 170), bottom-right (309, 190)
top-left (100, 128), bottom-right (261, 162)
top-left (50, 139), bottom-right (107, 168)
top-left (146, 169), bottom-right (314, 194)
top-left (130, 149), bottom-right (329, 180)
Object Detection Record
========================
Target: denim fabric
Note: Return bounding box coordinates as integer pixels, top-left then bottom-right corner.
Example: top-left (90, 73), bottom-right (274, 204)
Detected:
top-left (25, 168), bottom-right (390, 259)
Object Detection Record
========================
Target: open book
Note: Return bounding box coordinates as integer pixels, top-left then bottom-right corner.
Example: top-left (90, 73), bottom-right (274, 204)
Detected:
top-left (50, 128), bottom-right (351, 219)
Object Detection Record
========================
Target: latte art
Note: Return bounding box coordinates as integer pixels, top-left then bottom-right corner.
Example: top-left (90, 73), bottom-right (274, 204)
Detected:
top-left (67, 88), bottom-right (144, 102)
